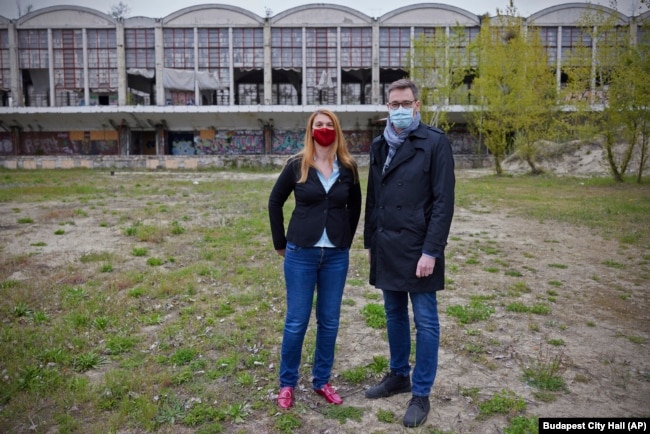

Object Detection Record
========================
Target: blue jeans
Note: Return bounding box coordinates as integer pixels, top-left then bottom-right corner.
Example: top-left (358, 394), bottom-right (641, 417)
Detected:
top-left (280, 242), bottom-right (349, 389)
top-left (383, 289), bottom-right (440, 397)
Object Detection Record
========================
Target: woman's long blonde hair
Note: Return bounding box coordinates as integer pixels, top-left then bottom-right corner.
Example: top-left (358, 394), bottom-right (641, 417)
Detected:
top-left (295, 109), bottom-right (359, 183)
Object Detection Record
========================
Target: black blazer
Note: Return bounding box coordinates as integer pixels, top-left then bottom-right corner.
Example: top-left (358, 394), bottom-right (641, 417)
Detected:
top-left (268, 156), bottom-right (362, 250)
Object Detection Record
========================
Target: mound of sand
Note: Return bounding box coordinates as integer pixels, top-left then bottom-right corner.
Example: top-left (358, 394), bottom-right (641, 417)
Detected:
top-left (502, 139), bottom-right (644, 176)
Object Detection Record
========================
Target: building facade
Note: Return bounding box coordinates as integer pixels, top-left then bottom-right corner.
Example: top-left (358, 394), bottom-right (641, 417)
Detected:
top-left (0, 3), bottom-right (647, 163)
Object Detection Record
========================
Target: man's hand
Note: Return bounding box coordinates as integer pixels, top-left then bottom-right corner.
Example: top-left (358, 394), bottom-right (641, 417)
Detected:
top-left (416, 255), bottom-right (436, 278)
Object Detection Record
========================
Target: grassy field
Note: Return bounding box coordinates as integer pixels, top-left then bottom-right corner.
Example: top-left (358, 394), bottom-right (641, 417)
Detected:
top-left (0, 168), bottom-right (648, 434)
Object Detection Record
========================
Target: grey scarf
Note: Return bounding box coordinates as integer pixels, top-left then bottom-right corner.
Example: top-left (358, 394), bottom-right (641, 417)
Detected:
top-left (382, 112), bottom-right (421, 174)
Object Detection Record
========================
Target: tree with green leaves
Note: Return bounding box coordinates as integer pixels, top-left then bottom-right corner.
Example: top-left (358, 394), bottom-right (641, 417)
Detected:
top-left (563, 5), bottom-right (649, 182)
top-left (606, 34), bottom-right (650, 182)
top-left (468, 4), bottom-right (558, 175)
top-left (406, 25), bottom-right (474, 132)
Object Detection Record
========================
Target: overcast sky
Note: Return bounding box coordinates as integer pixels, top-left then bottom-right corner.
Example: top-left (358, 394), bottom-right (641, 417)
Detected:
top-left (2, 0), bottom-right (644, 20)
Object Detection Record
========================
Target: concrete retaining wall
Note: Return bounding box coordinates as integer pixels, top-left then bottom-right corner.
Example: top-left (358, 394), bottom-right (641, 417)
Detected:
top-left (0, 154), bottom-right (491, 170)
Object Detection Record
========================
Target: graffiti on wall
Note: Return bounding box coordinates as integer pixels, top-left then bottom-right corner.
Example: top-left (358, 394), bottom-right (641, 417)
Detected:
top-left (269, 130), bottom-right (372, 154)
top-left (5, 128), bottom-right (397, 157)
top-left (447, 129), bottom-right (483, 154)
top-left (169, 132), bottom-right (194, 155)
top-left (20, 132), bottom-right (117, 155)
top-left (271, 130), bottom-right (304, 154)
top-left (344, 131), bottom-right (372, 153)
top-left (0, 133), bottom-right (13, 155)
top-left (171, 130), bottom-right (265, 155)
top-left (169, 129), bottom-right (371, 156)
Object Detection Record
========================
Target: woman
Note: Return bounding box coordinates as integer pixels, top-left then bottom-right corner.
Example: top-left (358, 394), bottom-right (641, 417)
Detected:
top-left (268, 109), bottom-right (362, 409)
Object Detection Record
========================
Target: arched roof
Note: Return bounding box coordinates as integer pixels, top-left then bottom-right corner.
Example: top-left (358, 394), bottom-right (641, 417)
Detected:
top-left (17, 5), bottom-right (115, 28)
top-left (271, 4), bottom-right (372, 26)
top-left (124, 16), bottom-right (157, 27)
top-left (528, 2), bottom-right (628, 26)
top-left (163, 4), bottom-right (264, 26)
top-left (380, 3), bottom-right (479, 26)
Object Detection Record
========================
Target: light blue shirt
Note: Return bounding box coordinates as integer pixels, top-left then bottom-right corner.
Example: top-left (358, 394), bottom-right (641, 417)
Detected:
top-left (314, 159), bottom-right (340, 248)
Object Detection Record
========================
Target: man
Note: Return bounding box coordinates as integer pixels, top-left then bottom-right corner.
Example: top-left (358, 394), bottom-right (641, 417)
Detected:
top-left (363, 79), bottom-right (455, 428)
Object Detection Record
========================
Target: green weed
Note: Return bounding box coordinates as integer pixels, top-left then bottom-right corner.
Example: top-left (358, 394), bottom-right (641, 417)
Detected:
top-left (366, 355), bottom-right (389, 374)
top-left (504, 415), bottom-right (539, 434)
top-left (274, 412), bottom-right (302, 433)
top-left (73, 352), bottom-right (105, 372)
top-left (340, 366), bottom-right (368, 384)
top-left (105, 335), bottom-right (138, 355)
top-left (376, 409), bottom-right (396, 423)
top-left (446, 298), bottom-right (495, 324)
top-left (147, 257), bottom-right (164, 266)
top-left (547, 263), bottom-right (568, 269)
top-left (323, 405), bottom-right (364, 423)
top-left (602, 259), bottom-right (625, 269)
top-left (360, 303), bottom-right (386, 328)
top-left (521, 349), bottom-right (567, 391)
top-left (478, 389), bottom-right (526, 419)
top-left (132, 247), bottom-right (149, 256)
top-left (13, 301), bottom-right (31, 317)
top-left (224, 402), bottom-right (251, 424)
top-left (169, 348), bottom-right (196, 365)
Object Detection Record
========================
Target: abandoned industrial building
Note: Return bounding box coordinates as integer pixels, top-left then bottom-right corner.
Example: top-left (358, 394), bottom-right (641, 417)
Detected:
top-left (0, 3), bottom-right (647, 169)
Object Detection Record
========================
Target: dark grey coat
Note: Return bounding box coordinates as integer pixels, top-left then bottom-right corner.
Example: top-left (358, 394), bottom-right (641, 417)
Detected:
top-left (363, 123), bottom-right (455, 292)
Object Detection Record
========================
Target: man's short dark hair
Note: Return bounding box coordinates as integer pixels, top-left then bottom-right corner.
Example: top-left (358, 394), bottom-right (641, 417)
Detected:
top-left (387, 79), bottom-right (419, 100)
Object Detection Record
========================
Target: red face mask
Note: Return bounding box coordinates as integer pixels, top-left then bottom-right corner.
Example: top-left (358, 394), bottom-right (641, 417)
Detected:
top-left (313, 128), bottom-right (336, 147)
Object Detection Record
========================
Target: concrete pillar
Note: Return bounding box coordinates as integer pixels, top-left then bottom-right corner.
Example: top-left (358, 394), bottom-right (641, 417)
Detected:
top-left (11, 126), bottom-right (21, 156)
top-left (263, 19), bottom-right (272, 105)
top-left (228, 27), bottom-right (234, 105)
top-left (48, 28), bottom-right (55, 107)
top-left (116, 20), bottom-right (127, 106)
top-left (156, 124), bottom-right (165, 155)
top-left (371, 19), bottom-right (380, 104)
top-left (119, 125), bottom-right (130, 155)
top-left (336, 27), bottom-right (341, 105)
top-left (8, 21), bottom-right (23, 107)
top-left (155, 21), bottom-right (164, 105)
top-left (83, 29), bottom-right (90, 106)
top-left (194, 27), bottom-right (200, 105)
top-left (263, 122), bottom-right (273, 154)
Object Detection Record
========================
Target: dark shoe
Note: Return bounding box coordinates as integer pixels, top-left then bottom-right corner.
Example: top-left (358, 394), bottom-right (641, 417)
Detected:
top-left (277, 386), bottom-right (294, 409)
top-left (365, 371), bottom-right (411, 399)
top-left (314, 383), bottom-right (343, 405)
top-left (403, 395), bottom-right (430, 427)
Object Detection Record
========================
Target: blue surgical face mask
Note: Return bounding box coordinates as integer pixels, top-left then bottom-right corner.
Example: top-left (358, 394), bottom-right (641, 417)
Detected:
top-left (389, 107), bottom-right (414, 129)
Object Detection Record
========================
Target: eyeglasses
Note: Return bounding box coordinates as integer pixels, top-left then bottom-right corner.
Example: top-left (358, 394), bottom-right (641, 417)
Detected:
top-left (387, 100), bottom-right (415, 110)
